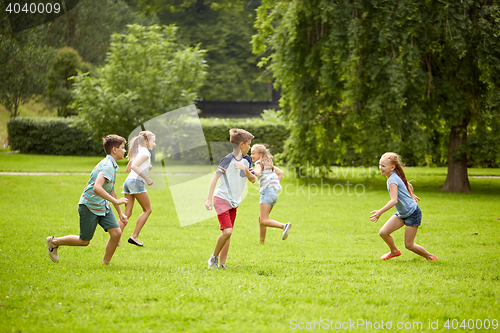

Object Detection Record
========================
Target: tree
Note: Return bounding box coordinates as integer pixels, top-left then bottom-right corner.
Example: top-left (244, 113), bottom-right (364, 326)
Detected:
top-left (130, 0), bottom-right (270, 101)
top-left (46, 47), bottom-right (91, 117)
top-left (253, 0), bottom-right (500, 192)
top-left (72, 24), bottom-right (207, 140)
top-left (45, 0), bottom-right (158, 65)
top-left (0, 26), bottom-right (56, 118)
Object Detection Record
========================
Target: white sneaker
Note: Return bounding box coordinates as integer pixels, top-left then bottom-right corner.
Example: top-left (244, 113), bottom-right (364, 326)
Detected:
top-left (219, 264), bottom-right (227, 270)
top-left (208, 255), bottom-right (218, 269)
top-left (46, 236), bottom-right (59, 263)
top-left (282, 223), bottom-right (292, 240)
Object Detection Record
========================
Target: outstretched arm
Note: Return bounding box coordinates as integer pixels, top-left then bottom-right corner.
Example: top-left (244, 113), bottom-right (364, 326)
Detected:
top-left (370, 183), bottom-right (398, 222)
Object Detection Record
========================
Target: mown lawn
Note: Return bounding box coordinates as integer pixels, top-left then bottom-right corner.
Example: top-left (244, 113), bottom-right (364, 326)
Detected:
top-left (0, 154), bottom-right (499, 332)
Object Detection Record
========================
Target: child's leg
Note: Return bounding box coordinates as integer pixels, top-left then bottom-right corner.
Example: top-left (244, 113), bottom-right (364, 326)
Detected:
top-left (379, 215), bottom-right (404, 254)
top-left (259, 204), bottom-right (284, 228)
top-left (259, 205), bottom-right (284, 244)
top-left (259, 216), bottom-right (267, 244)
top-left (219, 237), bottom-right (231, 265)
top-left (129, 192), bottom-right (152, 242)
top-left (102, 227), bottom-right (122, 264)
top-left (120, 194), bottom-right (135, 232)
top-left (213, 228), bottom-right (232, 260)
top-left (118, 194), bottom-right (135, 246)
top-left (53, 205), bottom-right (97, 247)
top-left (404, 226), bottom-right (434, 260)
top-left (52, 235), bottom-right (90, 247)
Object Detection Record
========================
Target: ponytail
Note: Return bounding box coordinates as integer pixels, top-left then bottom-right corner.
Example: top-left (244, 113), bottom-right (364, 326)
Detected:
top-left (128, 130), bottom-right (154, 160)
top-left (383, 153), bottom-right (417, 201)
top-left (128, 137), bottom-right (140, 161)
top-left (253, 144), bottom-right (274, 171)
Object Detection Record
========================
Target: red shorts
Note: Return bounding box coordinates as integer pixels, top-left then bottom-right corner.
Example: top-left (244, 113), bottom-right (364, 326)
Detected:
top-left (213, 196), bottom-right (237, 230)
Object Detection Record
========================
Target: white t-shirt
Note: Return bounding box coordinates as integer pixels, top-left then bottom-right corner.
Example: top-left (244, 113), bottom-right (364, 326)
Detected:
top-left (126, 147), bottom-right (151, 182)
top-left (214, 153), bottom-right (253, 208)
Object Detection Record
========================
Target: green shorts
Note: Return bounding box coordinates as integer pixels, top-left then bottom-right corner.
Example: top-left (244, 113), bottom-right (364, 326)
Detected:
top-left (78, 204), bottom-right (119, 241)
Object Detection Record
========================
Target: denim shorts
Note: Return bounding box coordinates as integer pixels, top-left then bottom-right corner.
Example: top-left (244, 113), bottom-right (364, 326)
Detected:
top-left (395, 205), bottom-right (422, 227)
top-left (122, 178), bottom-right (146, 194)
top-left (260, 187), bottom-right (279, 206)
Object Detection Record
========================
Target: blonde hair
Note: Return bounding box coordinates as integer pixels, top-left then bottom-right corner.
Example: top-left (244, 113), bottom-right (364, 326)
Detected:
top-left (128, 131), bottom-right (154, 160)
top-left (229, 128), bottom-right (254, 146)
top-left (252, 144), bottom-right (274, 171)
top-left (382, 152), bottom-right (417, 200)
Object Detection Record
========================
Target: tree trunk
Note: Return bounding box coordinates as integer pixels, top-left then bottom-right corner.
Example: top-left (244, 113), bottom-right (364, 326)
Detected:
top-left (13, 96), bottom-right (20, 118)
top-left (442, 119), bottom-right (471, 192)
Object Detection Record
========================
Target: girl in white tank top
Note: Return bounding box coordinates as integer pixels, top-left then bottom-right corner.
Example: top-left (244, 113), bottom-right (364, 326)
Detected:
top-left (120, 131), bottom-right (156, 247)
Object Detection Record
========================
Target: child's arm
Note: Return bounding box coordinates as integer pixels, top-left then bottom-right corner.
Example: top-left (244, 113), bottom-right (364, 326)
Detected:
top-left (205, 172), bottom-right (222, 210)
top-left (234, 161), bottom-right (256, 183)
top-left (131, 155), bottom-right (153, 185)
top-left (370, 183), bottom-right (398, 222)
top-left (126, 160), bottom-right (132, 173)
top-left (110, 188), bottom-right (128, 225)
top-left (274, 166), bottom-right (284, 182)
top-left (94, 176), bottom-right (128, 225)
top-left (253, 163), bottom-right (262, 177)
top-left (94, 176), bottom-right (127, 205)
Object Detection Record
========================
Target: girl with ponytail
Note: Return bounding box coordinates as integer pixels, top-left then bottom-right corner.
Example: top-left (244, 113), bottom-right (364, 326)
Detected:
top-left (121, 131), bottom-right (156, 247)
top-left (370, 153), bottom-right (437, 261)
top-left (250, 144), bottom-right (291, 244)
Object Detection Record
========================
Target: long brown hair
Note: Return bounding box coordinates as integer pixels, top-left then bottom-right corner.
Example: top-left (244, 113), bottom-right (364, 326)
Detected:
top-left (128, 131), bottom-right (154, 160)
top-left (252, 144), bottom-right (274, 171)
top-left (382, 152), bottom-right (417, 200)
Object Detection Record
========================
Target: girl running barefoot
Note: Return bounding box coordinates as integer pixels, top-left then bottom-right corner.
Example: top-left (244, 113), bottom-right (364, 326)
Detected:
top-left (370, 152), bottom-right (437, 261)
top-left (121, 131), bottom-right (156, 247)
top-left (251, 144), bottom-right (291, 244)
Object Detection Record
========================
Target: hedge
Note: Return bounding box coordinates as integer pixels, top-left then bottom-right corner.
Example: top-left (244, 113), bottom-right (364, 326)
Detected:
top-left (151, 117), bottom-right (289, 164)
top-left (7, 117), bottom-right (103, 156)
top-left (7, 117), bottom-right (290, 161)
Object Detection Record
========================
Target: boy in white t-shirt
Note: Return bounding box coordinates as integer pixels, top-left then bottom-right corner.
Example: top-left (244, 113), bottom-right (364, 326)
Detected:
top-left (205, 129), bottom-right (256, 269)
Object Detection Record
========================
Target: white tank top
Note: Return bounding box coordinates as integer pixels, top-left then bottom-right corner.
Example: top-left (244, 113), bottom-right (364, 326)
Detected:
top-left (126, 147), bottom-right (151, 182)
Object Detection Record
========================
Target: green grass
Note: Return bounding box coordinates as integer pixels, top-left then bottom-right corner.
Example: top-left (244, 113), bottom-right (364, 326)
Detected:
top-left (0, 101), bottom-right (57, 145)
top-left (0, 154), bottom-right (215, 175)
top-left (0, 156), bottom-right (499, 332)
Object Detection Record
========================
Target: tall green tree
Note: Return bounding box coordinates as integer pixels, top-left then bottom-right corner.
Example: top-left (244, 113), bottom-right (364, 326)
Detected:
top-left (45, 0), bottom-right (158, 65)
top-left (130, 0), bottom-right (270, 101)
top-left (46, 47), bottom-right (91, 117)
top-left (253, 0), bottom-right (500, 192)
top-left (0, 25), bottom-right (56, 118)
top-left (72, 24), bottom-right (207, 140)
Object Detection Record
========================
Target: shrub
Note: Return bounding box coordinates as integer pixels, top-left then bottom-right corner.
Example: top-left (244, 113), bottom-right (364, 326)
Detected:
top-left (7, 117), bottom-right (103, 156)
